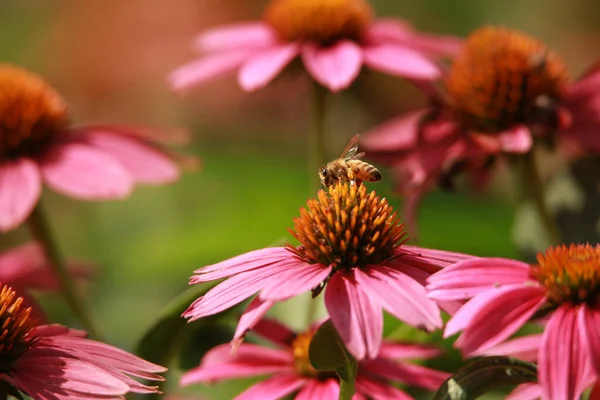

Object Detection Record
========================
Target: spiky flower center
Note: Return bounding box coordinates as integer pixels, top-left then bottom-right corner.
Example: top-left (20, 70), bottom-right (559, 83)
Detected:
top-left (287, 182), bottom-right (406, 270)
top-left (530, 244), bottom-right (600, 306)
top-left (0, 64), bottom-right (67, 159)
top-left (263, 0), bottom-right (373, 44)
top-left (0, 285), bottom-right (36, 371)
top-left (444, 26), bottom-right (569, 133)
top-left (291, 330), bottom-right (319, 377)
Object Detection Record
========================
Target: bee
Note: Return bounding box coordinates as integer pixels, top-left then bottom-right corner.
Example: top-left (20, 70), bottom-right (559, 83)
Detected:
top-left (319, 134), bottom-right (381, 188)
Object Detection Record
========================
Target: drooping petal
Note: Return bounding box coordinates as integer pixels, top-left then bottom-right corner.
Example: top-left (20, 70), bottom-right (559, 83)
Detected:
top-left (363, 358), bottom-right (449, 391)
top-left (359, 110), bottom-right (426, 152)
top-left (497, 125), bottom-right (533, 153)
top-left (378, 341), bottom-right (443, 360)
top-left (506, 383), bottom-right (543, 400)
top-left (251, 317), bottom-right (296, 347)
top-left (195, 22), bottom-right (278, 52)
top-left (399, 245), bottom-right (474, 267)
top-left (40, 143), bottom-right (133, 199)
top-left (169, 50), bottom-right (253, 92)
top-left (354, 266), bottom-right (441, 331)
top-left (0, 158), bottom-right (41, 231)
top-left (578, 304), bottom-right (600, 374)
top-left (445, 285), bottom-right (546, 354)
top-left (234, 373), bottom-right (306, 400)
top-left (324, 271), bottom-right (383, 360)
top-left (426, 258), bottom-right (532, 301)
top-left (294, 378), bottom-right (339, 400)
top-left (355, 376), bottom-right (412, 400)
top-left (80, 129), bottom-right (179, 184)
top-left (238, 43), bottom-right (300, 91)
top-left (301, 41), bottom-right (363, 92)
top-left (259, 262), bottom-right (331, 300)
top-left (539, 306), bottom-right (591, 400)
top-left (232, 297), bottom-right (275, 346)
top-left (471, 334), bottom-right (542, 362)
top-left (363, 43), bottom-right (440, 80)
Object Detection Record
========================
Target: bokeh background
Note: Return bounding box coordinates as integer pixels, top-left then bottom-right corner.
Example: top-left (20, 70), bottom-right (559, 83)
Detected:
top-left (1, 0), bottom-right (599, 398)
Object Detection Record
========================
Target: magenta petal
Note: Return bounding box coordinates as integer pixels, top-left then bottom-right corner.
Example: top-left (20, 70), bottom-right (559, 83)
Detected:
top-left (232, 297), bottom-right (275, 344)
top-left (507, 383), bottom-right (543, 400)
top-left (364, 358), bottom-right (448, 391)
top-left (378, 342), bottom-right (442, 360)
top-left (41, 143), bottom-right (133, 199)
top-left (238, 43), bottom-right (299, 91)
top-left (363, 43), bottom-right (440, 80)
top-left (81, 129), bottom-right (179, 184)
top-left (471, 334), bottom-right (542, 362)
top-left (295, 378), bottom-right (339, 400)
top-left (498, 125), bottom-right (533, 153)
top-left (355, 376), bottom-right (412, 400)
top-left (325, 271), bottom-right (383, 360)
top-left (252, 317), bottom-right (296, 347)
top-left (446, 285), bottom-right (546, 354)
top-left (354, 266), bottom-right (441, 331)
top-left (360, 110), bottom-right (426, 152)
top-left (234, 373), bottom-right (306, 400)
top-left (399, 245), bottom-right (474, 266)
top-left (169, 50), bottom-right (252, 92)
top-left (301, 40), bottom-right (363, 92)
top-left (0, 159), bottom-right (41, 231)
top-left (427, 257), bottom-right (532, 301)
top-left (259, 263), bottom-right (331, 300)
top-left (578, 305), bottom-right (600, 374)
top-left (540, 306), bottom-right (591, 400)
top-left (195, 22), bottom-right (278, 52)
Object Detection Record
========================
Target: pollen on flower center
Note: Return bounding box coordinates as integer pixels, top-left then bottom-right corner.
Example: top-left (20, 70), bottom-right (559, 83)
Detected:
top-left (530, 244), bottom-right (600, 306)
top-left (0, 285), bottom-right (36, 371)
top-left (444, 26), bottom-right (569, 133)
top-left (263, 0), bottom-right (374, 44)
top-left (291, 330), bottom-right (319, 377)
top-left (0, 64), bottom-right (68, 159)
top-left (287, 182), bottom-right (406, 270)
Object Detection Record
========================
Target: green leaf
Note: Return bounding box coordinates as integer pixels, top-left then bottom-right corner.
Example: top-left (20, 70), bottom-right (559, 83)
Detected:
top-left (308, 320), bottom-right (347, 371)
top-left (432, 356), bottom-right (538, 400)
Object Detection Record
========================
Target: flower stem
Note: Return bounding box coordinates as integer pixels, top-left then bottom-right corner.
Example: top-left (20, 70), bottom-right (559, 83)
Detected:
top-left (26, 203), bottom-right (102, 339)
top-left (309, 81), bottom-right (328, 194)
top-left (338, 354), bottom-right (358, 400)
top-left (518, 150), bottom-right (561, 246)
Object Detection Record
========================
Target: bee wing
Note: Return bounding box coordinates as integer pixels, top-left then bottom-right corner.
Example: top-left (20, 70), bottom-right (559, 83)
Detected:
top-left (353, 151), bottom-right (366, 160)
top-left (341, 134), bottom-right (361, 161)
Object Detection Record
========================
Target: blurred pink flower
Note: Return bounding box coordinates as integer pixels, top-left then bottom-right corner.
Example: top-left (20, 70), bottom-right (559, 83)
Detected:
top-left (0, 284), bottom-right (166, 399)
top-left (361, 26), bottom-right (600, 229)
top-left (169, 0), bottom-right (461, 93)
top-left (426, 243), bottom-right (600, 400)
top-left (181, 317), bottom-right (448, 399)
top-left (0, 64), bottom-right (181, 231)
top-left (184, 182), bottom-right (470, 360)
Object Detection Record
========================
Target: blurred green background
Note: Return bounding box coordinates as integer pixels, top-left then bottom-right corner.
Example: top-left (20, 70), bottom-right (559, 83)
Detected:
top-left (1, 0), bottom-right (599, 398)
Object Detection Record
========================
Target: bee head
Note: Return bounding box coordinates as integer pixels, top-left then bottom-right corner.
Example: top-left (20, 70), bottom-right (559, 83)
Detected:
top-left (319, 166), bottom-right (332, 187)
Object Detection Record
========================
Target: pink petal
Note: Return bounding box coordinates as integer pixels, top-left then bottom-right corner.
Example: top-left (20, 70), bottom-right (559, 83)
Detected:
top-left (0, 159), bottom-right (41, 231)
top-left (251, 317), bottom-right (296, 347)
top-left (540, 306), bottom-right (591, 400)
top-left (234, 373), bottom-right (306, 400)
top-left (295, 378), bottom-right (339, 400)
top-left (497, 125), bottom-right (533, 153)
top-left (427, 258), bottom-right (532, 301)
top-left (0, 242), bottom-right (46, 283)
top-left (360, 110), bottom-right (426, 152)
top-left (471, 334), bottom-right (542, 362)
top-left (378, 342), bottom-right (442, 360)
top-left (355, 376), bottom-right (412, 400)
top-left (195, 22), bottom-right (278, 52)
top-left (238, 43), bottom-right (299, 92)
top-left (325, 271), bottom-right (383, 360)
top-left (168, 50), bottom-right (252, 92)
top-left (232, 297), bottom-right (275, 345)
top-left (578, 305), bottom-right (600, 374)
top-left (41, 143), bottom-right (133, 199)
top-left (507, 383), bottom-right (543, 400)
top-left (445, 285), bottom-right (546, 354)
top-left (363, 43), bottom-right (440, 80)
top-left (80, 129), bottom-right (179, 184)
top-left (354, 266), bottom-right (441, 331)
top-left (259, 263), bottom-right (331, 300)
top-left (399, 245), bottom-right (474, 267)
top-left (301, 41), bottom-right (363, 92)
top-left (363, 358), bottom-right (449, 391)
top-left (569, 60), bottom-right (600, 98)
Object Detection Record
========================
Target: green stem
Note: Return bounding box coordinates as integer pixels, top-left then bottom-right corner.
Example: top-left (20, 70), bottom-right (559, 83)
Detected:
top-left (309, 81), bottom-right (328, 195)
top-left (26, 203), bottom-right (102, 340)
top-left (338, 354), bottom-right (358, 400)
top-left (519, 151), bottom-right (561, 246)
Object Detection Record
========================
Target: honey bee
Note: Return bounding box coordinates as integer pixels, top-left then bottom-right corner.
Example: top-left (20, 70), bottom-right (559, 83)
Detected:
top-left (319, 134), bottom-right (381, 188)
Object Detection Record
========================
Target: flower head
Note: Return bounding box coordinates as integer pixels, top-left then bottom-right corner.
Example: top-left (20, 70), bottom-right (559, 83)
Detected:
top-left (426, 243), bottom-right (600, 400)
top-left (0, 283), bottom-right (166, 398)
top-left (0, 64), bottom-right (181, 232)
top-left (169, 0), bottom-right (461, 93)
top-left (181, 318), bottom-right (448, 399)
top-left (184, 182), bottom-right (471, 360)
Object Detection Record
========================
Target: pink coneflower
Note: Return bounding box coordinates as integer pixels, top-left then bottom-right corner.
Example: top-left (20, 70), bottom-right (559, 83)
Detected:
top-left (0, 64), bottom-right (180, 231)
top-left (0, 283), bottom-right (166, 399)
top-left (360, 26), bottom-right (600, 227)
top-left (169, 0), bottom-right (461, 93)
top-left (426, 243), bottom-right (600, 400)
top-left (184, 182), bottom-right (471, 360)
top-left (181, 317), bottom-right (448, 399)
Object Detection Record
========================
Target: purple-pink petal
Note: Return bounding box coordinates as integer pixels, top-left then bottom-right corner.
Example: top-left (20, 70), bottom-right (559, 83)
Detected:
top-left (325, 271), bottom-right (383, 360)
top-left (259, 262), bottom-right (331, 300)
top-left (40, 143), bottom-right (133, 199)
top-left (497, 125), bottom-right (533, 153)
top-left (295, 378), bottom-right (339, 400)
top-left (507, 383), bottom-right (543, 400)
top-left (578, 304), bottom-right (600, 375)
top-left (238, 43), bottom-right (299, 92)
top-left (193, 247), bottom-right (292, 278)
top-left (234, 372), bottom-right (306, 400)
top-left (251, 317), bottom-right (296, 347)
top-left (471, 334), bottom-right (542, 362)
top-left (301, 40), bottom-right (363, 92)
top-left (378, 341), bottom-right (442, 360)
top-left (0, 158), bottom-right (41, 231)
top-left (363, 358), bottom-right (449, 391)
top-left (232, 297), bottom-right (275, 345)
top-left (354, 266), bottom-right (441, 331)
top-left (427, 257), bottom-right (532, 301)
top-left (195, 22), bottom-right (278, 52)
top-left (356, 376), bottom-right (412, 400)
top-left (363, 43), bottom-right (440, 80)
top-left (360, 110), bottom-right (426, 152)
